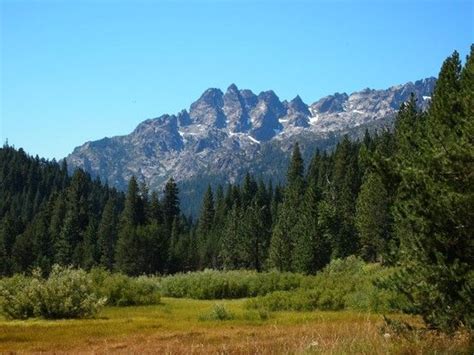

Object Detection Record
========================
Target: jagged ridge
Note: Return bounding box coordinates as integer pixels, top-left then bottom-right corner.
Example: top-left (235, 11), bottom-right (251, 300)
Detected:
top-left (66, 77), bottom-right (436, 210)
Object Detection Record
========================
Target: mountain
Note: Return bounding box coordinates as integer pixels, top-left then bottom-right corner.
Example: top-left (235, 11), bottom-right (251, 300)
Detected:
top-left (66, 77), bottom-right (436, 215)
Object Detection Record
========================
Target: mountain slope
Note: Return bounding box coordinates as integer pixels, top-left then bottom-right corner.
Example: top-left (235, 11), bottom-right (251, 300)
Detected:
top-left (66, 78), bottom-right (435, 214)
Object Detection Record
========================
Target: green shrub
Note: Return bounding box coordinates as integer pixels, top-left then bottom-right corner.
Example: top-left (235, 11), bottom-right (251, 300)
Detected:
top-left (0, 274), bottom-right (39, 319)
top-left (199, 304), bottom-right (234, 321)
top-left (246, 257), bottom-right (407, 313)
top-left (159, 269), bottom-right (309, 299)
top-left (90, 268), bottom-right (160, 306)
top-left (34, 265), bottom-right (106, 319)
top-left (0, 265), bottom-right (106, 319)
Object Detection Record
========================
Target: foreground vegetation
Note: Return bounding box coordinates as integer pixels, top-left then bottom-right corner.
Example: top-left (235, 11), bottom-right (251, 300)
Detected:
top-left (0, 298), bottom-right (471, 354)
top-left (159, 269), bottom-right (307, 299)
top-left (159, 257), bottom-right (406, 313)
top-left (245, 257), bottom-right (405, 313)
top-left (1, 258), bottom-right (405, 319)
top-left (0, 261), bottom-right (471, 352)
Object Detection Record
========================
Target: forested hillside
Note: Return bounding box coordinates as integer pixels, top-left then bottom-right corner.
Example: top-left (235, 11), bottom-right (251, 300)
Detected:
top-left (0, 128), bottom-right (397, 276)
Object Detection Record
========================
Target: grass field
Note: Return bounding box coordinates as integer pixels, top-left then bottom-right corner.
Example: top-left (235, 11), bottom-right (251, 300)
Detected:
top-left (0, 298), bottom-right (471, 354)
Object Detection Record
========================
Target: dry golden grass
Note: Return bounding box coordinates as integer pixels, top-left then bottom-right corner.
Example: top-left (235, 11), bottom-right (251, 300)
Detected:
top-left (0, 298), bottom-right (471, 354)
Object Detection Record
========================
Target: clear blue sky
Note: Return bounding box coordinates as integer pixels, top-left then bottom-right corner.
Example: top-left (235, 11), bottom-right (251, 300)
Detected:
top-left (1, 0), bottom-right (473, 160)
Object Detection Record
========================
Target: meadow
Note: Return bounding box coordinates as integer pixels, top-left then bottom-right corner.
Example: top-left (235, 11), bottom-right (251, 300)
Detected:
top-left (0, 258), bottom-right (472, 353)
top-left (0, 298), bottom-right (472, 353)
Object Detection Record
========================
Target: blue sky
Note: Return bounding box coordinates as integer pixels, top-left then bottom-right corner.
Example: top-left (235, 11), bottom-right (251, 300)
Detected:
top-left (1, 0), bottom-right (473, 160)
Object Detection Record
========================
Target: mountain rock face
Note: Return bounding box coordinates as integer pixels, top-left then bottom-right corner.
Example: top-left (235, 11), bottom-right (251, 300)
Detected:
top-left (67, 77), bottom-right (436, 214)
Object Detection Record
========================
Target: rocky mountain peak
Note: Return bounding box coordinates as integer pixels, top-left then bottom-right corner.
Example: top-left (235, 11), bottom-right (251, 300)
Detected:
top-left (196, 88), bottom-right (224, 105)
top-left (311, 92), bottom-right (349, 114)
top-left (278, 95), bottom-right (310, 128)
top-left (226, 83), bottom-right (239, 94)
top-left (240, 89), bottom-right (259, 112)
top-left (223, 83), bottom-right (251, 133)
top-left (246, 90), bottom-right (287, 141)
top-left (288, 95), bottom-right (310, 115)
top-left (189, 88), bottom-right (226, 128)
top-left (257, 90), bottom-right (286, 118)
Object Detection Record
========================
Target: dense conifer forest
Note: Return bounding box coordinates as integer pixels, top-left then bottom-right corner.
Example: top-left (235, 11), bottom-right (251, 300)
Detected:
top-left (0, 126), bottom-right (398, 275)
top-left (0, 47), bottom-right (472, 332)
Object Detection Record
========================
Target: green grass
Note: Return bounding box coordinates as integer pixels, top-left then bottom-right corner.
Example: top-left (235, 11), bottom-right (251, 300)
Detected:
top-left (0, 298), bottom-right (471, 353)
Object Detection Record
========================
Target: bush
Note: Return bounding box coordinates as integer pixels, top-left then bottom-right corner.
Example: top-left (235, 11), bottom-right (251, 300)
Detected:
top-left (246, 257), bottom-right (407, 313)
top-left (0, 265), bottom-right (106, 319)
top-left (90, 268), bottom-right (160, 306)
top-left (199, 304), bottom-right (234, 321)
top-left (159, 269), bottom-right (310, 299)
top-left (34, 265), bottom-right (106, 319)
top-left (0, 274), bottom-right (39, 319)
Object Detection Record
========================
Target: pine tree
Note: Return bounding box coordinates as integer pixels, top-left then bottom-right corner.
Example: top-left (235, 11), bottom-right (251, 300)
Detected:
top-left (355, 172), bottom-right (389, 262)
top-left (168, 217), bottom-right (185, 273)
top-left (114, 225), bottom-right (143, 275)
top-left (241, 201), bottom-right (270, 271)
top-left (11, 229), bottom-right (36, 272)
top-left (186, 228), bottom-right (200, 271)
top-left (55, 205), bottom-right (80, 265)
top-left (197, 185), bottom-right (215, 268)
top-left (139, 222), bottom-right (168, 274)
top-left (81, 220), bottom-right (98, 269)
top-left (293, 182), bottom-right (330, 274)
top-left (268, 143), bottom-right (305, 271)
top-left (392, 48), bottom-right (474, 332)
top-left (31, 209), bottom-right (53, 273)
top-left (331, 136), bottom-right (359, 258)
top-left (220, 204), bottom-right (244, 269)
top-left (212, 185), bottom-right (227, 269)
top-left (287, 142), bottom-right (304, 186)
top-left (48, 192), bottom-right (67, 256)
top-left (115, 176), bottom-right (144, 274)
top-left (241, 173), bottom-right (258, 208)
top-left (163, 178), bottom-right (180, 230)
top-left (139, 181), bottom-right (149, 223)
top-left (97, 196), bottom-right (118, 270)
top-left (149, 191), bottom-right (163, 224)
top-left (120, 176), bottom-right (142, 227)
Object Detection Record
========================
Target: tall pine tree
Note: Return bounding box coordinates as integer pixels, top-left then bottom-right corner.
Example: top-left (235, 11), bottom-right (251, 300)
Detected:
top-left (269, 143), bottom-right (305, 271)
top-left (392, 48), bottom-right (474, 332)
